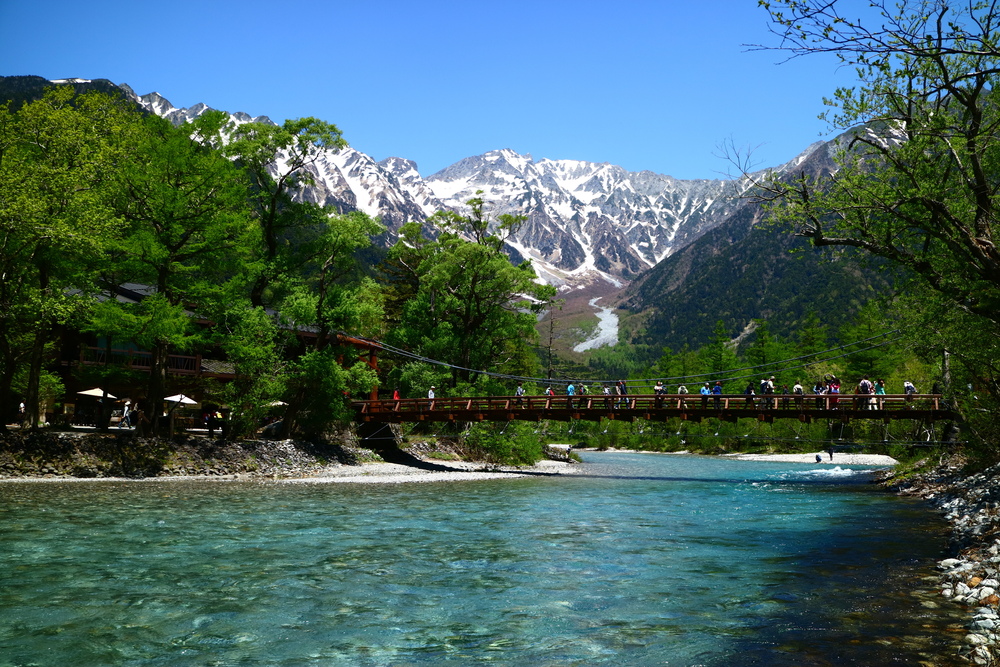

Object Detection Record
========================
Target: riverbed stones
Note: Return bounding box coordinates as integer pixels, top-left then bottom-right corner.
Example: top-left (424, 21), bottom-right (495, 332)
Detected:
top-left (0, 431), bottom-right (379, 479)
top-left (896, 459), bottom-right (1000, 664)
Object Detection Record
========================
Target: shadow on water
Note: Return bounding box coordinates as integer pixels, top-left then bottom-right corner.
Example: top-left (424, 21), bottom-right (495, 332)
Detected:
top-left (695, 526), bottom-right (970, 666)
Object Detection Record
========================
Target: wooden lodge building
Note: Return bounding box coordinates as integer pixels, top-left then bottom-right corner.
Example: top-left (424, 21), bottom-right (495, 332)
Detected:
top-left (49, 283), bottom-right (380, 427)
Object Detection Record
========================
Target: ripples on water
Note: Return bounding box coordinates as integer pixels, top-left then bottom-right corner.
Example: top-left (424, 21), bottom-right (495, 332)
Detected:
top-left (0, 451), bottom-right (968, 665)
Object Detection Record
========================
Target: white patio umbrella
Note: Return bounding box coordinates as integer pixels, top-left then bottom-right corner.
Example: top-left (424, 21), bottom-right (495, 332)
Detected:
top-left (163, 394), bottom-right (197, 405)
top-left (77, 388), bottom-right (117, 399)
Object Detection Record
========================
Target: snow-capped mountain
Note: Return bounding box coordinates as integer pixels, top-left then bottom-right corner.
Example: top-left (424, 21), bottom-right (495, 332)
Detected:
top-left (407, 149), bottom-right (749, 287)
top-left (122, 86), bottom-right (785, 290)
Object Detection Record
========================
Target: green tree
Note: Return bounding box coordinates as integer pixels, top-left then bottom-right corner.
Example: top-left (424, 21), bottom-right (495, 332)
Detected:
top-left (752, 0), bottom-right (1000, 452)
top-left (224, 116), bottom-right (385, 437)
top-left (388, 195), bottom-right (556, 388)
top-left (223, 118), bottom-right (348, 309)
top-left (275, 211), bottom-right (384, 437)
top-left (699, 320), bottom-right (739, 385)
top-left (753, 1), bottom-right (1000, 323)
top-left (103, 111), bottom-right (254, 434)
top-left (212, 305), bottom-right (286, 439)
top-left (838, 301), bottom-right (903, 383)
top-left (652, 344), bottom-right (699, 390)
top-left (0, 87), bottom-right (133, 429)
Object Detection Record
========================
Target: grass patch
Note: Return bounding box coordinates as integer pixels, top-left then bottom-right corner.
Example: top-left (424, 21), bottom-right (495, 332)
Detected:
top-left (427, 451), bottom-right (460, 461)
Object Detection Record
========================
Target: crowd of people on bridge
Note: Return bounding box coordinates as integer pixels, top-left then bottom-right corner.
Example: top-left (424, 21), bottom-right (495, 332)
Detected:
top-left (405, 377), bottom-right (925, 412)
top-left (515, 374), bottom-right (922, 411)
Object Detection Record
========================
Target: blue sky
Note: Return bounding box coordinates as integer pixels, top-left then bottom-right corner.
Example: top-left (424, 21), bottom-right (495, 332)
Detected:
top-left (1, 0), bottom-right (855, 180)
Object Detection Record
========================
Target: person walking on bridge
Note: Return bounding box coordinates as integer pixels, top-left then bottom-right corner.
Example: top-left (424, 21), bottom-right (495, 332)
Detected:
top-left (700, 382), bottom-right (711, 409)
top-left (813, 379), bottom-right (827, 409)
top-left (764, 376), bottom-right (776, 409)
top-left (857, 376), bottom-right (874, 410)
top-left (828, 376), bottom-right (841, 409)
top-left (712, 381), bottom-right (723, 409)
top-left (427, 385), bottom-right (435, 410)
top-left (903, 380), bottom-right (917, 407)
top-left (875, 379), bottom-right (886, 409)
top-left (615, 380), bottom-right (628, 409)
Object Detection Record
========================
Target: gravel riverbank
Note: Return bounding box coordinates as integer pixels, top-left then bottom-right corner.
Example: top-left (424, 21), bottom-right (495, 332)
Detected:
top-left (888, 460), bottom-right (1000, 665)
top-left (0, 430), bottom-right (577, 482)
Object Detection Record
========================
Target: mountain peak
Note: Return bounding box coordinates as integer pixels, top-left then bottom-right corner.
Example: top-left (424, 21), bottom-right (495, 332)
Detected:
top-left (30, 79), bottom-right (798, 290)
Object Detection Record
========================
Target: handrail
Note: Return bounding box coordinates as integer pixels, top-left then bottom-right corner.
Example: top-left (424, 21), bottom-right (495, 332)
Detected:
top-left (354, 392), bottom-right (946, 415)
top-left (79, 346), bottom-right (205, 376)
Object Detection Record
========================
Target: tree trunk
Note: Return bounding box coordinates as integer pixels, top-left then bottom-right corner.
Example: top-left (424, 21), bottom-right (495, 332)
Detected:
top-left (144, 339), bottom-right (170, 436)
top-left (278, 387), bottom-right (304, 439)
top-left (24, 327), bottom-right (48, 431)
top-left (0, 336), bottom-right (17, 431)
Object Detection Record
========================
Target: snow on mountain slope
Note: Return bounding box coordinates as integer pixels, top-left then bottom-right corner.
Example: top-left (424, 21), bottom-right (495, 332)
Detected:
top-left (125, 87), bottom-right (789, 290)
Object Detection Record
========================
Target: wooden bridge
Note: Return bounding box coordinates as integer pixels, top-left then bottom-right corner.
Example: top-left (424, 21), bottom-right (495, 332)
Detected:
top-left (354, 393), bottom-right (954, 425)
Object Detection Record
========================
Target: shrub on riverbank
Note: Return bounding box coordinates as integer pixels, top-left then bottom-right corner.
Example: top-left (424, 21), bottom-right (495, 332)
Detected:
top-left (462, 422), bottom-right (545, 466)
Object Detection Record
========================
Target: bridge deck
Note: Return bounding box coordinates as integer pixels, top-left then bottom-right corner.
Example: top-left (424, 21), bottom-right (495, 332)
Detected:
top-left (353, 394), bottom-right (954, 424)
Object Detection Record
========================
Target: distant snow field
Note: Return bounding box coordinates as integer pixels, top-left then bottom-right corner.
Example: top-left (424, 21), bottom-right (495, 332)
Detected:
top-left (573, 297), bottom-right (619, 352)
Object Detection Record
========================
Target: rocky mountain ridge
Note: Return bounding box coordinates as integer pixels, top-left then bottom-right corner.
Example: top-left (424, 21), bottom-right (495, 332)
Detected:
top-left (116, 82), bottom-right (823, 291)
top-left (3, 75), bottom-right (861, 355)
top-left (1, 76), bottom-right (833, 295)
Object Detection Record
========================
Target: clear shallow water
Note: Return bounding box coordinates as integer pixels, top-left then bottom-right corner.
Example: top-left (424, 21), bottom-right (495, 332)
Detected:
top-left (0, 452), bottom-right (966, 666)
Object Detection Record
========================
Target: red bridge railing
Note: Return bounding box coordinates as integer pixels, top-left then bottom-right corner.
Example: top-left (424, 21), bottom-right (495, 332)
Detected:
top-left (353, 393), bottom-right (952, 424)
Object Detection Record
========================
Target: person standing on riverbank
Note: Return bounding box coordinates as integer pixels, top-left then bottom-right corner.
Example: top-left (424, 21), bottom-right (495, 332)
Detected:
top-left (119, 400), bottom-right (132, 429)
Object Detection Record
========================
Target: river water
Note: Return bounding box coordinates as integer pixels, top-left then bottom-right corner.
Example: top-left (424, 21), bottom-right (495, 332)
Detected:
top-left (0, 452), bottom-right (967, 666)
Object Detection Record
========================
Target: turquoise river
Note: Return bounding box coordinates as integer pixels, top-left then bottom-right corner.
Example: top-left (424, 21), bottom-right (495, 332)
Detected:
top-left (0, 451), bottom-right (969, 665)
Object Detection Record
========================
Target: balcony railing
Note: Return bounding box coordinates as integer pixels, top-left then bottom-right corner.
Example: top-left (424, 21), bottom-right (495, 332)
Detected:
top-left (79, 347), bottom-right (202, 375)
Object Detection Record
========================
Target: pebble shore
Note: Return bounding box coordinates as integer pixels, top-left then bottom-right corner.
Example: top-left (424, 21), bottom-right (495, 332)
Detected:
top-left (893, 461), bottom-right (1000, 665)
